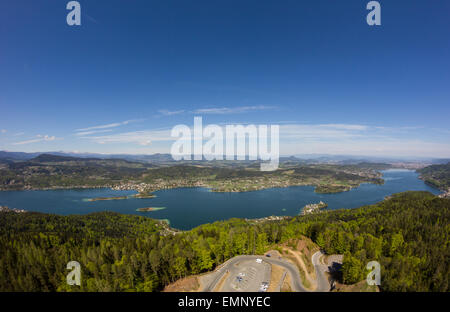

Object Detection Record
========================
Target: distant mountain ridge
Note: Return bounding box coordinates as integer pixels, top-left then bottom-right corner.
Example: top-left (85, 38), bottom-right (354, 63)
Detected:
top-left (0, 151), bottom-right (42, 161)
top-left (0, 151), bottom-right (174, 163)
top-left (24, 154), bottom-right (153, 168)
top-left (0, 150), bottom-right (448, 165)
top-left (30, 154), bottom-right (96, 163)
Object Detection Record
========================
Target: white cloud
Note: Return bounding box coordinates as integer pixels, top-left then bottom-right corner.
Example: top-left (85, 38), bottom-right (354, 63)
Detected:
top-left (74, 129), bottom-right (113, 136)
top-left (75, 119), bottom-right (142, 132)
top-left (82, 129), bottom-right (172, 146)
top-left (156, 106), bottom-right (276, 116)
top-left (0, 129), bottom-right (6, 134)
top-left (13, 135), bottom-right (57, 145)
top-left (193, 105), bottom-right (276, 115)
top-left (279, 124), bottom-right (368, 140)
top-left (317, 124), bottom-right (368, 131)
top-left (158, 109), bottom-right (186, 116)
top-left (80, 123), bottom-right (366, 146)
top-left (75, 122), bottom-right (450, 158)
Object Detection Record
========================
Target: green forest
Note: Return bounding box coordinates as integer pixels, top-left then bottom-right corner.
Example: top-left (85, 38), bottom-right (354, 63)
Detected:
top-left (418, 162), bottom-right (450, 190)
top-left (0, 191), bottom-right (448, 292)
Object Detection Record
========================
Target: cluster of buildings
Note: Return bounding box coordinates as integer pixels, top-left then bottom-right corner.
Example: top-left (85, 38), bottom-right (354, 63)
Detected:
top-left (0, 206), bottom-right (26, 213)
top-left (438, 188), bottom-right (450, 199)
top-left (246, 215), bottom-right (290, 224)
top-left (112, 179), bottom-right (208, 193)
top-left (302, 201), bottom-right (328, 215)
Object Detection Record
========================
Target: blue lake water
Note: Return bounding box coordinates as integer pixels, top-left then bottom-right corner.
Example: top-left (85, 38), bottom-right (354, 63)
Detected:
top-left (0, 169), bottom-right (441, 230)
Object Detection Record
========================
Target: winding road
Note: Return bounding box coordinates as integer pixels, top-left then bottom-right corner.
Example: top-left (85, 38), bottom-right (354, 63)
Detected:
top-left (203, 251), bottom-right (330, 292)
top-left (311, 250), bottom-right (330, 292)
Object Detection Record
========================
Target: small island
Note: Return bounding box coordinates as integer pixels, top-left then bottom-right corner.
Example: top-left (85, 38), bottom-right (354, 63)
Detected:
top-left (86, 192), bottom-right (156, 202)
top-left (136, 207), bottom-right (166, 212)
top-left (301, 201), bottom-right (328, 215)
top-left (315, 185), bottom-right (351, 193)
top-left (132, 192), bottom-right (157, 199)
top-left (85, 196), bottom-right (129, 202)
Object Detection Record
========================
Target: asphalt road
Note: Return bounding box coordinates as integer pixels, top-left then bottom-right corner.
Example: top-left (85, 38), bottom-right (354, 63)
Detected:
top-left (203, 253), bottom-right (330, 292)
top-left (311, 251), bottom-right (330, 292)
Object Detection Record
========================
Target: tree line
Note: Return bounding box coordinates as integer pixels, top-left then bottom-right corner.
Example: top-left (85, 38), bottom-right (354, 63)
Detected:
top-left (0, 191), bottom-right (448, 292)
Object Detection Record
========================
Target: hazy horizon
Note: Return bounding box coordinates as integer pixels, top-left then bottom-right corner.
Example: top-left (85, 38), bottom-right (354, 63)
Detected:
top-left (1, 149), bottom-right (448, 161)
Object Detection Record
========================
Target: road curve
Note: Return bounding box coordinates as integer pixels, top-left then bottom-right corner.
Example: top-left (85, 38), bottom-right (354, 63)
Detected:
top-left (203, 253), bottom-right (330, 292)
top-left (311, 251), bottom-right (330, 292)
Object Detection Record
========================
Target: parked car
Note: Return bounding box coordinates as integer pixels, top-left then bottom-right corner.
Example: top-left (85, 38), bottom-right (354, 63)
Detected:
top-left (259, 283), bottom-right (269, 292)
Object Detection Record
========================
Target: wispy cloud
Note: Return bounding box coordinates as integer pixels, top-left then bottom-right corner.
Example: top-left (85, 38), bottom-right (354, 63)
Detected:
top-left (80, 123), bottom-right (366, 147)
top-left (75, 119), bottom-right (142, 132)
top-left (193, 105), bottom-right (276, 115)
top-left (74, 129), bottom-right (113, 136)
top-left (156, 106), bottom-right (277, 117)
top-left (279, 124), bottom-right (369, 140)
top-left (74, 121), bottom-right (450, 158)
top-left (0, 129), bottom-right (6, 134)
top-left (158, 109), bottom-right (186, 116)
top-left (85, 13), bottom-right (99, 24)
top-left (13, 135), bottom-right (57, 145)
top-left (82, 129), bottom-right (172, 146)
top-left (317, 124), bottom-right (368, 131)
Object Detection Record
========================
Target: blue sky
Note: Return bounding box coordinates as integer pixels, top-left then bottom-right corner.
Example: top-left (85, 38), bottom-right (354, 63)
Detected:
top-left (1, 0), bottom-right (449, 157)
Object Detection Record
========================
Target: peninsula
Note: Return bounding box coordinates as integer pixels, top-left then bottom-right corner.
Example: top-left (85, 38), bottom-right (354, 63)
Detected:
top-left (301, 201), bottom-right (328, 215)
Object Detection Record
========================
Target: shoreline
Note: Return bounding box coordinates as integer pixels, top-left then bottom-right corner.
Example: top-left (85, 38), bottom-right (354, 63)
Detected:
top-left (2, 169), bottom-right (442, 196)
top-left (0, 169), bottom-right (388, 195)
top-left (0, 180), bottom-right (386, 195)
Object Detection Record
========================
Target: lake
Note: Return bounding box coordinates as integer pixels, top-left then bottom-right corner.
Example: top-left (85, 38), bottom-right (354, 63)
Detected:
top-left (0, 169), bottom-right (441, 230)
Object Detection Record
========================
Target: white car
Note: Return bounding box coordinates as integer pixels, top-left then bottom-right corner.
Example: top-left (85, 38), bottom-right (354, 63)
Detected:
top-left (256, 258), bottom-right (262, 264)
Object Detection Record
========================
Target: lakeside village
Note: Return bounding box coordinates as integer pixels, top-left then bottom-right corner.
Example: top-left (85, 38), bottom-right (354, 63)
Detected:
top-left (243, 201), bottom-right (328, 225)
top-left (301, 201), bottom-right (328, 215)
top-left (109, 176), bottom-right (358, 195)
top-left (438, 188), bottom-right (450, 199)
top-left (0, 206), bottom-right (26, 213)
top-left (112, 180), bottom-right (204, 193)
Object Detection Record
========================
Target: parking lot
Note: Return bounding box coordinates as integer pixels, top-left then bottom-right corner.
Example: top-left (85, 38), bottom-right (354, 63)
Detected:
top-left (220, 258), bottom-right (271, 292)
top-left (201, 255), bottom-right (312, 292)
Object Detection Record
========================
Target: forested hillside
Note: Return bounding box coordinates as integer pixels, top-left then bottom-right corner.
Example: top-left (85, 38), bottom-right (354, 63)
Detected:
top-left (418, 163), bottom-right (450, 190)
top-left (0, 154), bottom-right (151, 190)
top-left (0, 155), bottom-right (384, 194)
top-left (0, 191), bottom-right (448, 292)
